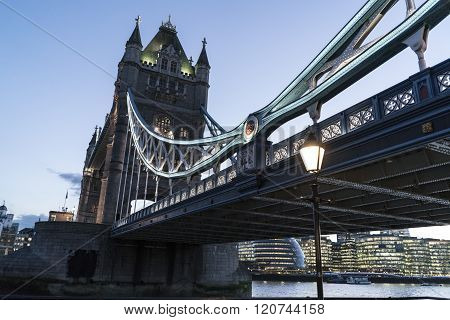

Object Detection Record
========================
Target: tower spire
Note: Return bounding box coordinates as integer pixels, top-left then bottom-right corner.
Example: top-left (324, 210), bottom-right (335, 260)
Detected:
top-left (127, 15), bottom-right (142, 47)
top-left (161, 14), bottom-right (176, 32)
top-left (196, 37), bottom-right (210, 68)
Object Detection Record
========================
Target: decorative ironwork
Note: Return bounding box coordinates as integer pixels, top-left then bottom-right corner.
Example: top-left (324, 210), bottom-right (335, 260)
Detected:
top-left (321, 121), bottom-right (342, 142)
top-left (238, 144), bottom-right (255, 171)
top-left (437, 71), bottom-right (449, 93)
top-left (197, 184), bottom-right (204, 194)
top-left (175, 194), bottom-right (180, 203)
top-left (181, 191), bottom-right (187, 201)
top-left (383, 88), bottom-right (415, 115)
top-left (205, 180), bottom-right (214, 191)
top-left (217, 175), bottom-right (226, 186)
top-left (292, 138), bottom-right (305, 155)
top-left (128, 92), bottom-right (241, 179)
top-left (227, 169), bottom-right (237, 182)
top-left (348, 106), bottom-right (375, 130)
top-left (273, 145), bottom-right (289, 163)
top-left (190, 188), bottom-right (196, 197)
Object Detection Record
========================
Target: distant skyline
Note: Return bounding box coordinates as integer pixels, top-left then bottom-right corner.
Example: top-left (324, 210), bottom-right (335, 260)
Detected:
top-left (0, 0), bottom-right (448, 238)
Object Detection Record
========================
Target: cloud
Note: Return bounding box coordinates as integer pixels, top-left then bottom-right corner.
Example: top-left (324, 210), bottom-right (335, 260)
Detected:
top-left (14, 214), bottom-right (48, 229)
top-left (48, 169), bottom-right (82, 195)
top-left (57, 172), bottom-right (82, 185)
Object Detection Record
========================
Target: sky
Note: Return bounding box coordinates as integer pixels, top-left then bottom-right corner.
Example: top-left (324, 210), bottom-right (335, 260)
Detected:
top-left (0, 0), bottom-right (449, 238)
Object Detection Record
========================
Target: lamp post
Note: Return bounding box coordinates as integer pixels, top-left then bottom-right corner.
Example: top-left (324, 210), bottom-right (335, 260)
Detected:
top-left (300, 127), bottom-right (325, 300)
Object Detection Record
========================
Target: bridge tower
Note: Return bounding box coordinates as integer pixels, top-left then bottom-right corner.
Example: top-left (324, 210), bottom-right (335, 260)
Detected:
top-left (77, 16), bottom-right (210, 224)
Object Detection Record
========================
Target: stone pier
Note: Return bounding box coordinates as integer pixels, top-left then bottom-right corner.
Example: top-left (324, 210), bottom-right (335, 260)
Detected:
top-left (0, 222), bottom-right (250, 297)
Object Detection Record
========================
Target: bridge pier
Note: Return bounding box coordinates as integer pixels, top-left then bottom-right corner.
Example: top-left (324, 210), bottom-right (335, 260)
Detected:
top-left (0, 222), bottom-right (250, 298)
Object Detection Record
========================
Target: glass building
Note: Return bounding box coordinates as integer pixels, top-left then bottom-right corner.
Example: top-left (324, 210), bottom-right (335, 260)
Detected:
top-left (238, 238), bottom-right (304, 272)
top-left (356, 234), bottom-right (405, 273)
top-left (300, 237), bottom-right (333, 271)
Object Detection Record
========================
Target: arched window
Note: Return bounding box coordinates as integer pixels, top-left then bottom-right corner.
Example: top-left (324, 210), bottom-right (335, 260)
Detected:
top-left (154, 115), bottom-right (172, 137)
top-left (161, 58), bottom-right (168, 70)
top-left (170, 61), bottom-right (177, 73)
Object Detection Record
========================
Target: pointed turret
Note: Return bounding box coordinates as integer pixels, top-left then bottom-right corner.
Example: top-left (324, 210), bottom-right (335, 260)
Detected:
top-left (84, 126), bottom-right (101, 166)
top-left (196, 38), bottom-right (210, 68)
top-left (195, 38), bottom-right (210, 84)
top-left (126, 16), bottom-right (142, 47)
top-left (120, 16), bottom-right (143, 88)
top-left (141, 15), bottom-right (194, 75)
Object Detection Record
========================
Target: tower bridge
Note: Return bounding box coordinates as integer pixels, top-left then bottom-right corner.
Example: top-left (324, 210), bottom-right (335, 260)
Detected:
top-left (112, 59), bottom-right (450, 243)
top-left (1, 0), bottom-right (449, 297)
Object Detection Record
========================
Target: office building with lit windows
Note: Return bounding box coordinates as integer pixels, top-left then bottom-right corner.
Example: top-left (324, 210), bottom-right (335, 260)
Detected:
top-left (238, 238), bottom-right (304, 272)
top-left (356, 234), bottom-right (405, 273)
top-left (300, 236), bottom-right (333, 271)
top-left (13, 228), bottom-right (34, 251)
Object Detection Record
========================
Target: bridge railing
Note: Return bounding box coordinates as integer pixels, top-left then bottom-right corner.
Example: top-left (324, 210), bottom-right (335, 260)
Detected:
top-left (113, 59), bottom-right (449, 229)
top-left (266, 58), bottom-right (449, 165)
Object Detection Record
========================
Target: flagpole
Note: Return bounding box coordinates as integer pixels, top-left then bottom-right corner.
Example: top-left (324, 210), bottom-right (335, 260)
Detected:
top-left (63, 190), bottom-right (68, 211)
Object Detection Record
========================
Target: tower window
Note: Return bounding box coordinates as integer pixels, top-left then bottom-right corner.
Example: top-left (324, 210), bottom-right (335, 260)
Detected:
top-left (179, 127), bottom-right (189, 139)
top-left (148, 75), bottom-right (156, 87)
top-left (154, 115), bottom-right (172, 137)
top-left (170, 61), bottom-right (177, 73)
top-left (159, 77), bottom-right (167, 89)
top-left (161, 58), bottom-right (168, 70)
top-left (178, 82), bottom-right (185, 94)
top-left (169, 81), bottom-right (176, 93)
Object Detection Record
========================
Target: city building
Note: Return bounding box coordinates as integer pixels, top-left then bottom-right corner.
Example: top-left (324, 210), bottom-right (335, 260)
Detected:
top-left (402, 236), bottom-right (429, 276)
top-left (0, 202), bottom-right (18, 256)
top-left (427, 239), bottom-right (449, 276)
top-left (356, 234), bottom-right (405, 274)
top-left (240, 231), bottom-right (449, 276)
top-left (48, 210), bottom-right (74, 222)
top-left (300, 236), bottom-right (333, 271)
top-left (0, 223), bottom-right (19, 256)
top-left (331, 242), bottom-right (342, 272)
top-left (13, 228), bottom-right (34, 251)
top-left (0, 201), bottom-right (14, 236)
top-left (380, 229), bottom-right (411, 236)
top-left (355, 234), bottom-right (450, 276)
top-left (238, 238), bottom-right (304, 272)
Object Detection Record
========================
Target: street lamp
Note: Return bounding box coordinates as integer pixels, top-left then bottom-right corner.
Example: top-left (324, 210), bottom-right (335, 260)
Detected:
top-left (300, 130), bottom-right (325, 173)
top-left (300, 128), bottom-right (325, 300)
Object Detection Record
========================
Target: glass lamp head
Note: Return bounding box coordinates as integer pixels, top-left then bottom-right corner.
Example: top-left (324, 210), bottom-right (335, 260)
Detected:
top-left (300, 131), bottom-right (325, 173)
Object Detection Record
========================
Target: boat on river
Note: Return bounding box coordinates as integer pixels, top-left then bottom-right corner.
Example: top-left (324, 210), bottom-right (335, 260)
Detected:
top-left (346, 276), bottom-right (371, 285)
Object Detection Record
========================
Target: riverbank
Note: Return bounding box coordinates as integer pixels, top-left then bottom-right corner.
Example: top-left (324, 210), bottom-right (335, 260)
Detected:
top-left (252, 273), bottom-right (450, 284)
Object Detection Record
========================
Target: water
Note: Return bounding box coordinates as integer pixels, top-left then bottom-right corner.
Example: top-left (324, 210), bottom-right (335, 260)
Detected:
top-left (252, 281), bottom-right (450, 299)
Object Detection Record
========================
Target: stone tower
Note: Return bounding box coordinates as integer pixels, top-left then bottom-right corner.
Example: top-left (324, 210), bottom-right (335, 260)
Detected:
top-left (77, 16), bottom-right (210, 224)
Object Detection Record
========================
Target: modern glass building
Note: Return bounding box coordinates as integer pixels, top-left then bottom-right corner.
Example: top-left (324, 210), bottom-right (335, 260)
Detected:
top-left (339, 238), bottom-right (358, 272)
top-left (356, 234), bottom-right (405, 273)
top-left (300, 237), bottom-right (333, 271)
top-left (427, 239), bottom-right (449, 276)
top-left (238, 238), bottom-right (304, 272)
top-left (239, 233), bottom-right (449, 276)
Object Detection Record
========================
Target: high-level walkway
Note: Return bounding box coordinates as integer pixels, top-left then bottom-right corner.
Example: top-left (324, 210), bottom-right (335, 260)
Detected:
top-left (112, 59), bottom-right (450, 244)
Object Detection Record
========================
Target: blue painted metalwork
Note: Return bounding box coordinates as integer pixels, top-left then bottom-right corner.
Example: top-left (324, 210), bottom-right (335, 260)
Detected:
top-left (126, 0), bottom-right (449, 179)
top-left (114, 59), bottom-right (450, 231)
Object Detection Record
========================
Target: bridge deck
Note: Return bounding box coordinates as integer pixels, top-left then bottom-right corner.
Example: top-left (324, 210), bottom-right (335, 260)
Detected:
top-left (112, 60), bottom-right (450, 244)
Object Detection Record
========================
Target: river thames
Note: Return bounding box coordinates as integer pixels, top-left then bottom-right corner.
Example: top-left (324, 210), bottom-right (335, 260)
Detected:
top-left (252, 281), bottom-right (450, 299)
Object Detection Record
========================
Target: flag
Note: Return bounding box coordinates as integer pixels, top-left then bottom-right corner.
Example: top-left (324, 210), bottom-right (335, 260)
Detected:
top-left (65, 190), bottom-right (68, 199)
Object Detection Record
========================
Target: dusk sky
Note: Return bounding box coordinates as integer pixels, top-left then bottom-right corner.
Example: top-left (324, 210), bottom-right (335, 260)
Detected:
top-left (0, 0), bottom-right (449, 238)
